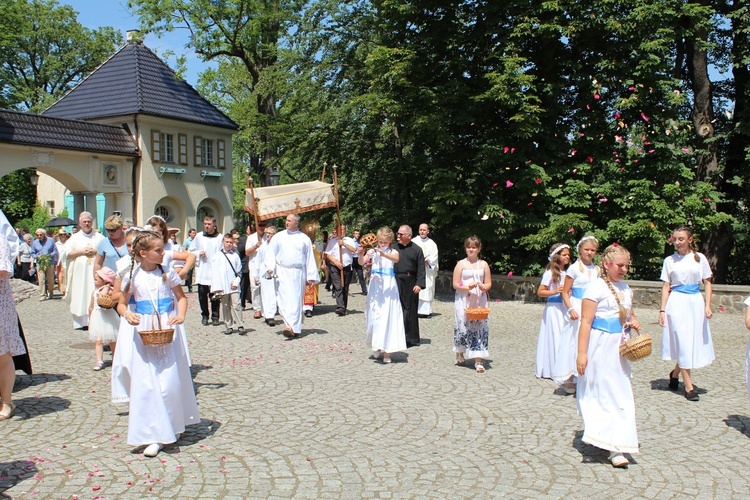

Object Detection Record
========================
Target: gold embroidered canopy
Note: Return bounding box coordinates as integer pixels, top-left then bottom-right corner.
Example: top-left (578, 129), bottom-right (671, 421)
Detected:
top-left (244, 181), bottom-right (336, 219)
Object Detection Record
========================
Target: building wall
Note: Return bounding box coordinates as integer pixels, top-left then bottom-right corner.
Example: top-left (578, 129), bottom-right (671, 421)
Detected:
top-left (94, 115), bottom-right (235, 236)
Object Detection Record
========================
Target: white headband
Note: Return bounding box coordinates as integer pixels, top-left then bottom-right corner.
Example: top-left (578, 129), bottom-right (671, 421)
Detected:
top-left (577, 235), bottom-right (599, 248)
top-left (149, 215), bottom-right (166, 223)
top-left (548, 244), bottom-right (570, 261)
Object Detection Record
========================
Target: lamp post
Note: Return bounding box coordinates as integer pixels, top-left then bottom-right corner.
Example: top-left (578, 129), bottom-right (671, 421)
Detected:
top-left (28, 168), bottom-right (39, 186)
top-left (270, 168), bottom-right (281, 186)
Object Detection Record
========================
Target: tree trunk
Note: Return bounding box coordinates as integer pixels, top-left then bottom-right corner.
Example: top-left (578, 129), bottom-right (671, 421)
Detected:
top-left (684, 0), bottom-right (728, 281)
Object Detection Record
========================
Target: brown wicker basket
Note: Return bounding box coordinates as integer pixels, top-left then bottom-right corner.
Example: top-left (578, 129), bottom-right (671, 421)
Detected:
top-left (619, 332), bottom-right (652, 361)
top-left (96, 293), bottom-right (116, 309)
top-left (138, 312), bottom-right (175, 346)
top-left (464, 307), bottom-right (491, 320)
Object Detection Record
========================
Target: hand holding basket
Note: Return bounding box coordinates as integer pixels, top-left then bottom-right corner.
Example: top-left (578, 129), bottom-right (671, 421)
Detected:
top-left (619, 330), bottom-right (652, 361)
top-left (359, 233), bottom-right (378, 249)
top-left (138, 312), bottom-right (175, 346)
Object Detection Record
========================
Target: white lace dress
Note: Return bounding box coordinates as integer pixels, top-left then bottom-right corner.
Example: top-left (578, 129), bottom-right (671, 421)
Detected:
top-left (453, 260), bottom-right (489, 359)
top-left (365, 249), bottom-right (406, 354)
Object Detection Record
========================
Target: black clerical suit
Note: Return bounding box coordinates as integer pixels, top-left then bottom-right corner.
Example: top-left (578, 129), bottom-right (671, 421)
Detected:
top-left (394, 242), bottom-right (426, 347)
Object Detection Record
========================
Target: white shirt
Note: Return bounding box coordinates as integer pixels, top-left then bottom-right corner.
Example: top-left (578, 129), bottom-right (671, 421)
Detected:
top-left (413, 236), bottom-right (439, 270)
top-left (583, 278), bottom-right (633, 318)
top-left (660, 252), bottom-right (711, 286)
top-left (566, 261), bottom-right (599, 288)
top-left (325, 236), bottom-right (357, 267)
top-left (188, 231), bottom-right (223, 285)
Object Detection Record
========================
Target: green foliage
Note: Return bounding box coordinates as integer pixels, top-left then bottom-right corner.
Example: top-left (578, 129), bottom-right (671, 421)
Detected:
top-left (176, 0), bottom-right (746, 282)
top-left (14, 203), bottom-right (51, 235)
top-left (0, 171), bottom-right (37, 224)
top-left (0, 0), bottom-right (122, 110)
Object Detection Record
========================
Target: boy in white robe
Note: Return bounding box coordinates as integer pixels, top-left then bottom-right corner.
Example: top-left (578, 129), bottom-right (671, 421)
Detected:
top-left (211, 234), bottom-right (244, 334)
top-left (255, 226), bottom-right (278, 327)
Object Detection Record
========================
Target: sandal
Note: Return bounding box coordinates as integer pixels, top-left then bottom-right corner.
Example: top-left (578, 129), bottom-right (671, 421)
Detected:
top-left (93, 360), bottom-right (104, 371)
top-left (564, 379), bottom-right (576, 394)
top-left (668, 370), bottom-right (679, 391)
top-left (0, 401), bottom-right (15, 421)
top-left (608, 452), bottom-right (629, 468)
top-left (475, 362), bottom-right (485, 373)
top-left (455, 353), bottom-right (465, 366)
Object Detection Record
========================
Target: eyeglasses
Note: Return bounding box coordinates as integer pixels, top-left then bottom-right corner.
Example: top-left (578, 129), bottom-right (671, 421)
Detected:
top-left (106, 227), bottom-right (121, 232)
top-left (397, 233), bottom-right (408, 237)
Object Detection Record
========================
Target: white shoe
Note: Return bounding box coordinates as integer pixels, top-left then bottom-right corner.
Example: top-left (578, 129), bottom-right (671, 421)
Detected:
top-left (373, 350), bottom-right (384, 360)
top-left (144, 443), bottom-right (163, 457)
top-left (608, 452), bottom-right (629, 468)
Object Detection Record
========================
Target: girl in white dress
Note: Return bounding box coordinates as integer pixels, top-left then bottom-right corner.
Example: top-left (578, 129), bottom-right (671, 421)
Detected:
top-left (536, 243), bottom-right (571, 378)
top-left (659, 226), bottom-right (714, 402)
top-left (358, 227), bottom-right (405, 364)
top-left (453, 236), bottom-right (492, 372)
top-left (89, 268), bottom-right (119, 371)
top-left (113, 230), bottom-right (199, 458)
top-left (554, 236), bottom-right (599, 392)
top-left (576, 244), bottom-right (642, 468)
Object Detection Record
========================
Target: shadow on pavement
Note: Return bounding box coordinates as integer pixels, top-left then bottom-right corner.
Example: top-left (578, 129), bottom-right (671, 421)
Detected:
top-left (14, 373), bottom-right (71, 390)
top-left (13, 395), bottom-right (70, 420)
top-left (572, 430), bottom-right (638, 466)
top-left (174, 418), bottom-right (221, 449)
top-left (0, 459), bottom-right (38, 495)
top-left (724, 415), bottom-right (750, 439)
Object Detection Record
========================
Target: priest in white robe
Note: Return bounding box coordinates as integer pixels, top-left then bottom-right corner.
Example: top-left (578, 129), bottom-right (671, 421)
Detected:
top-left (413, 223), bottom-right (439, 317)
top-left (64, 212), bottom-right (104, 329)
top-left (264, 214), bottom-right (318, 338)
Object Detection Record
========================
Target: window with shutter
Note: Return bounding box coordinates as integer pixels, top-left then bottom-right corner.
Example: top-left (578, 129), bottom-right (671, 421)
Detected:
top-left (178, 134), bottom-right (188, 165)
top-left (151, 130), bottom-right (161, 163)
top-left (194, 135), bottom-right (203, 166)
top-left (218, 139), bottom-right (226, 169)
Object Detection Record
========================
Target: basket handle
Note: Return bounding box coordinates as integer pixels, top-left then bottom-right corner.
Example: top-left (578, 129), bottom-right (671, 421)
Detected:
top-left (152, 311), bottom-right (163, 330)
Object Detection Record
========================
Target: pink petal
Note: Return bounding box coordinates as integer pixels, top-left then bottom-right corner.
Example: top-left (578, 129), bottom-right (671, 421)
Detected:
top-left (703, 198), bottom-right (711, 202)
top-left (587, 156), bottom-right (594, 163)
top-left (507, 272), bottom-right (513, 277)
top-left (534, 178), bottom-right (542, 184)
top-left (567, 227), bottom-right (575, 233)
top-left (614, 112), bottom-right (621, 119)
top-left (640, 112), bottom-right (649, 122)
top-left (594, 93), bottom-right (600, 100)
top-left (719, 306), bottom-right (726, 312)
top-left (682, 147), bottom-right (690, 153)
top-left (503, 146), bottom-right (509, 153)
top-left (505, 180), bottom-right (514, 188)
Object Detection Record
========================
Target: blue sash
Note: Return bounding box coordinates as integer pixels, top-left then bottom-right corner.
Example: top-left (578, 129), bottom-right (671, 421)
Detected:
top-left (592, 316), bottom-right (622, 334)
top-left (571, 287), bottom-right (585, 299)
top-left (671, 284), bottom-right (700, 294)
top-left (547, 294), bottom-right (563, 303)
top-left (371, 268), bottom-right (395, 277)
top-left (135, 298), bottom-right (173, 314)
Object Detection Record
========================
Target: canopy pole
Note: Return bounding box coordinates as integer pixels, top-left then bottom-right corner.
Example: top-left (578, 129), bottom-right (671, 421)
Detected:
top-left (332, 164), bottom-right (344, 286)
top-left (247, 177), bottom-right (261, 233)
top-left (321, 161), bottom-right (327, 182)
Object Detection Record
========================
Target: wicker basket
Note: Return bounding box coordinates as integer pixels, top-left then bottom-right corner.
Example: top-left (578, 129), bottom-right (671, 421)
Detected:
top-left (619, 332), bottom-right (652, 361)
top-left (96, 293), bottom-right (116, 309)
top-left (464, 307), bottom-right (491, 320)
top-left (138, 312), bottom-right (175, 346)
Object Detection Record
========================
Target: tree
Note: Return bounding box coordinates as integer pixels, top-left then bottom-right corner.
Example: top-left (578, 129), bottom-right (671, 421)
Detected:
top-left (0, 0), bottom-right (122, 111)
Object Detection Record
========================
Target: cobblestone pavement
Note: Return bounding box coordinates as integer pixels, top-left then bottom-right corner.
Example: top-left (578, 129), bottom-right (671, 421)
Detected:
top-left (2, 287), bottom-right (750, 499)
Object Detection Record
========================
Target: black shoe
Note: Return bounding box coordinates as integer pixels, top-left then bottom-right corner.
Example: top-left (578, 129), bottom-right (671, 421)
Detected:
top-left (103, 345), bottom-right (111, 352)
top-left (305, 310), bottom-right (313, 318)
top-left (335, 309), bottom-right (345, 316)
top-left (201, 317), bottom-right (208, 326)
top-left (224, 328), bottom-right (233, 335)
top-left (238, 326), bottom-right (246, 335)
top-left (668, 371), bottom-right (679, 391)
top-left (212, 319), bottom-right (220, 326)
top-left (685, 389), bottom-right (700, 401)
top-left (266, 318), bottom-right (275, 327)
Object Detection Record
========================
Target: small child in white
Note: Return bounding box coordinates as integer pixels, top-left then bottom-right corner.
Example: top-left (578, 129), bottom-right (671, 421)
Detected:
top-left (211, 233), bottom-right (244, 334)
top-left (89, 267), bottom-right (119, 371)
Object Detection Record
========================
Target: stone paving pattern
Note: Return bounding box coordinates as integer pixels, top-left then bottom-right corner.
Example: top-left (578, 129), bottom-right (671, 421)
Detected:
top-left (2, 287), bottom-right (750, 499)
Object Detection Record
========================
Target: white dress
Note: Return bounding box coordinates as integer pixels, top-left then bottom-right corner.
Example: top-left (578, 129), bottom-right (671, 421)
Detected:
top-left (365, 249), bottom-right (406, 354)
top-left (552, 261), bottom-right (598, 382)
top-left (453, 260), bottom-right (489, 358)
top-left (577, 278), bottom-right (638, 454)
top-left (0, 235), bottom-right (25, 357)
top-left (660, 252), bottom-right (715, 369)
top-left (88, 286), bottom-right (119, 343)
top-left (536, 270), bottom-right (566, 378)
top-left (111, 267), bottom-right (199, 446)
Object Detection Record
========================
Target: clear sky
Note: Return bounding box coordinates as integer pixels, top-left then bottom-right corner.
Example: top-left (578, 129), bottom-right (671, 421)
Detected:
top-left (60, 0), bottom-right (212, 86)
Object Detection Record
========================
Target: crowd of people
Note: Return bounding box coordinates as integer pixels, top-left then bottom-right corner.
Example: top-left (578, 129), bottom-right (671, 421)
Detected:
top-left (4, 209), bottom-right (750, 468)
